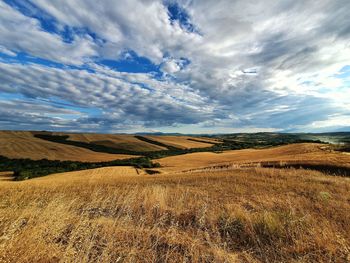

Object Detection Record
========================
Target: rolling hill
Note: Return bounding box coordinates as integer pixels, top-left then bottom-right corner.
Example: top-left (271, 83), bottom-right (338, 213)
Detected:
top-left (1, 131), bottom-right (350, 262)
top-left (155, 143), bottom-right (350, 173)
top-left (0, 161), bottom-right (349, 262)
top-left (63, 133), bottom-right (168, 152)
top-left (0, 131), bottom-right (136, 162)
top-left (0, 131), bottom-right (224, 164)
top-left (143, 135), bottom-right (219, 149)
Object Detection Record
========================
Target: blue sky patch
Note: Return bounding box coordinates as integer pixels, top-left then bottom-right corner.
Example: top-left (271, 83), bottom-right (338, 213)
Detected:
top-left (98, 51), bottom-right (160, 74)
top-left (4, 0), bottom-right (61, 34)
top-left (337, 65), bottom-right (350, 79)
top-left (167, 3), bottom-right (199, 33)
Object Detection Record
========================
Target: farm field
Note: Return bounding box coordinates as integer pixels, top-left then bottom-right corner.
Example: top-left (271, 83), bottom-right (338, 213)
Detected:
top-left (143, 135), bottom-right (219, 149)
top-left (0, 131), bottom-right (136, 162)
top-left (2, 0), bottom-right (349, 262)
top-left (0, 165), bottom-right (349, 262)
top-left (27, 166), bottom-right (142, 184)
top-left (155, 143), bottom-right (350, 173)
top-left (0, 131), bottom-right (224, 158)
top-left (62, 133), bottom-right (168, 152)
top-left (1, 132), bottom-right (350, 262)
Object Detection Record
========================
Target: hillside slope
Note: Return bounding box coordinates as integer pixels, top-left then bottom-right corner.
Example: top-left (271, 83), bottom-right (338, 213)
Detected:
top-left (0, 131), bottom-right (136, 162)
top-left (65, 133), bottom-right (168, 152)
top-left (143, 135), bottom-right (218, 149)
top-left (0, 165), bottom-right (349, 262)
top-left (156, 143), bottom-right (350, 172)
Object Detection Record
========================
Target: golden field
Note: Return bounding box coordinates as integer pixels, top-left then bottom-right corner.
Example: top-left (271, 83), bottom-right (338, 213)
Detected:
top-left (0, 166), bottom-right (349, 262)
top-left (0, 131), bottom-right (222, 162)
top-left (64, 133), bottom-right (167, 152)
top-left (52, 132), bottom-right (219, 151)
top-left (1, 139), bottom-right (350, 262)
top-left (156, 143), bottom-right (350, 173)
top-left (143, 135), bottom-right (219, 149)
top-left (0, 131), bottom-right (136, 162)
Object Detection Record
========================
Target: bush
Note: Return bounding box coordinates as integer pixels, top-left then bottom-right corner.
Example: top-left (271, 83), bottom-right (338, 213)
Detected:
top-left (0, 155), bottom-right (160, 180)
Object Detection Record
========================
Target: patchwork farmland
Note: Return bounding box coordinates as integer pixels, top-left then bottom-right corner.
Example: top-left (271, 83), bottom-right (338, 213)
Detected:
top-left (0, 131), bottom-right (350, 262)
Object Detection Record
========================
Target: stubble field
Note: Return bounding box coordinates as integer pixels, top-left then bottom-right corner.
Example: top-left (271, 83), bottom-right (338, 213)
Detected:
top-left (0, 133), bottom-right (350, 262)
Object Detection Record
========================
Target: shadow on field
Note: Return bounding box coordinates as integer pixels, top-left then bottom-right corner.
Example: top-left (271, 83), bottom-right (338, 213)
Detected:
top-left (258, 161), bottom-right (350, 177)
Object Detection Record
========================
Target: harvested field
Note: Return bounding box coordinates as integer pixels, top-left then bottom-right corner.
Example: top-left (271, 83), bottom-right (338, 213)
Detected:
top-left (1, 135), bottom-right (350, 262)
top-left (156, 143), bottom-right (350, 173)
top-left (144, 135), bottom-right (217, 149)
top-left (0, 131), bottom-right (136, 162)
top-left (65, 133), bottom-right (167, 152)
top-left (0, 167), bottom-right (349, 262)
top-left (30, 166), bottom-right (142, 184)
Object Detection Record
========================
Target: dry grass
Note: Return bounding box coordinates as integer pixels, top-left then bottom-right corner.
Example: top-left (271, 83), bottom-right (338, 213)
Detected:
top-left (156, 143), bottom-right (350, 173)
top-left (0, 166), bottom-right (349, 262)
top-left (144, 135), bottom-right (217, 149)
top-left (0, 131), bottom-right (136, 162)
top-left (1, 142), bottom-right (350, 262)
top-left (30, 166), bottom-right (143, 183)
top-left (65, 133), bottom-right (167, 152)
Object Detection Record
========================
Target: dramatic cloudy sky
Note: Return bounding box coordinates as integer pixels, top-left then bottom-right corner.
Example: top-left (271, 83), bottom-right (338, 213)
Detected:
top-left (0, 0), bottom-right (349, 133)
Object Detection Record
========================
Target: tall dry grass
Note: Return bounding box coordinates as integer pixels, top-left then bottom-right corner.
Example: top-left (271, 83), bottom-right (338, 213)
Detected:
top-left (0, 168), bottom-right (349, 262)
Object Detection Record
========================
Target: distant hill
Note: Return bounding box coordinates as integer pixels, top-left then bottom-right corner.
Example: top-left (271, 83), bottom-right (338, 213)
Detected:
top-left (0, 130), bottom-right (220, 161)
top-left (0, 131), bottom-right (136, 162)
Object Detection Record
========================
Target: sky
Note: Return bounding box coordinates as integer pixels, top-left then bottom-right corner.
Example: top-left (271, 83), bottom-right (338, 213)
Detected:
top-left (0, 0), bottom-right (349, 134)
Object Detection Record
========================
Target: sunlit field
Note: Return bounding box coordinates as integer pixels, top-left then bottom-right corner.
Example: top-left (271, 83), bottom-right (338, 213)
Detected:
top-left (0, 166), bottom-right (349, 262)
top-left (0, 131), bottom-right (136, 162)
top-left (2, 0), bottom-right (350, 262)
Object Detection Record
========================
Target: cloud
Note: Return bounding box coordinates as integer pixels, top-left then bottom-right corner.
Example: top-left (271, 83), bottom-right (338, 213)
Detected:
top-left (0, 0), bottom-right (349, 132)
top-left (0, 61), bottom-right (217, 131)
top-left (30, 0), bottom-right (201, 63)
top-left (0, 98), bottom-right (81, 130)
top-left (0, 45), bottom-right (16, 56)
top-left (161, 59), bottom-right (181, 74)
top-left (0, 1), bottom-right (97, 65)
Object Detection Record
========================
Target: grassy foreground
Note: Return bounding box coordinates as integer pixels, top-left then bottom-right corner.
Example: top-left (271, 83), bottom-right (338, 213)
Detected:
top-left (0, 168), bottom-right (349, 262)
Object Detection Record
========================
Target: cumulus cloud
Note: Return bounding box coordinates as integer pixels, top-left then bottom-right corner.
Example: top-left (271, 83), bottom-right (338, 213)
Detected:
top-left (0, 61), bottom-right (217, 131)
top-left (0, 99), bottom-right (81, 130)
top-left (161, 59), bottom-right (181, 74)
top-left (30, 0), bottom-right (200, 63)
top-left (0, 1), bottom-right (97, 65)
top-left (0, 0), bottom-right (349, 132)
